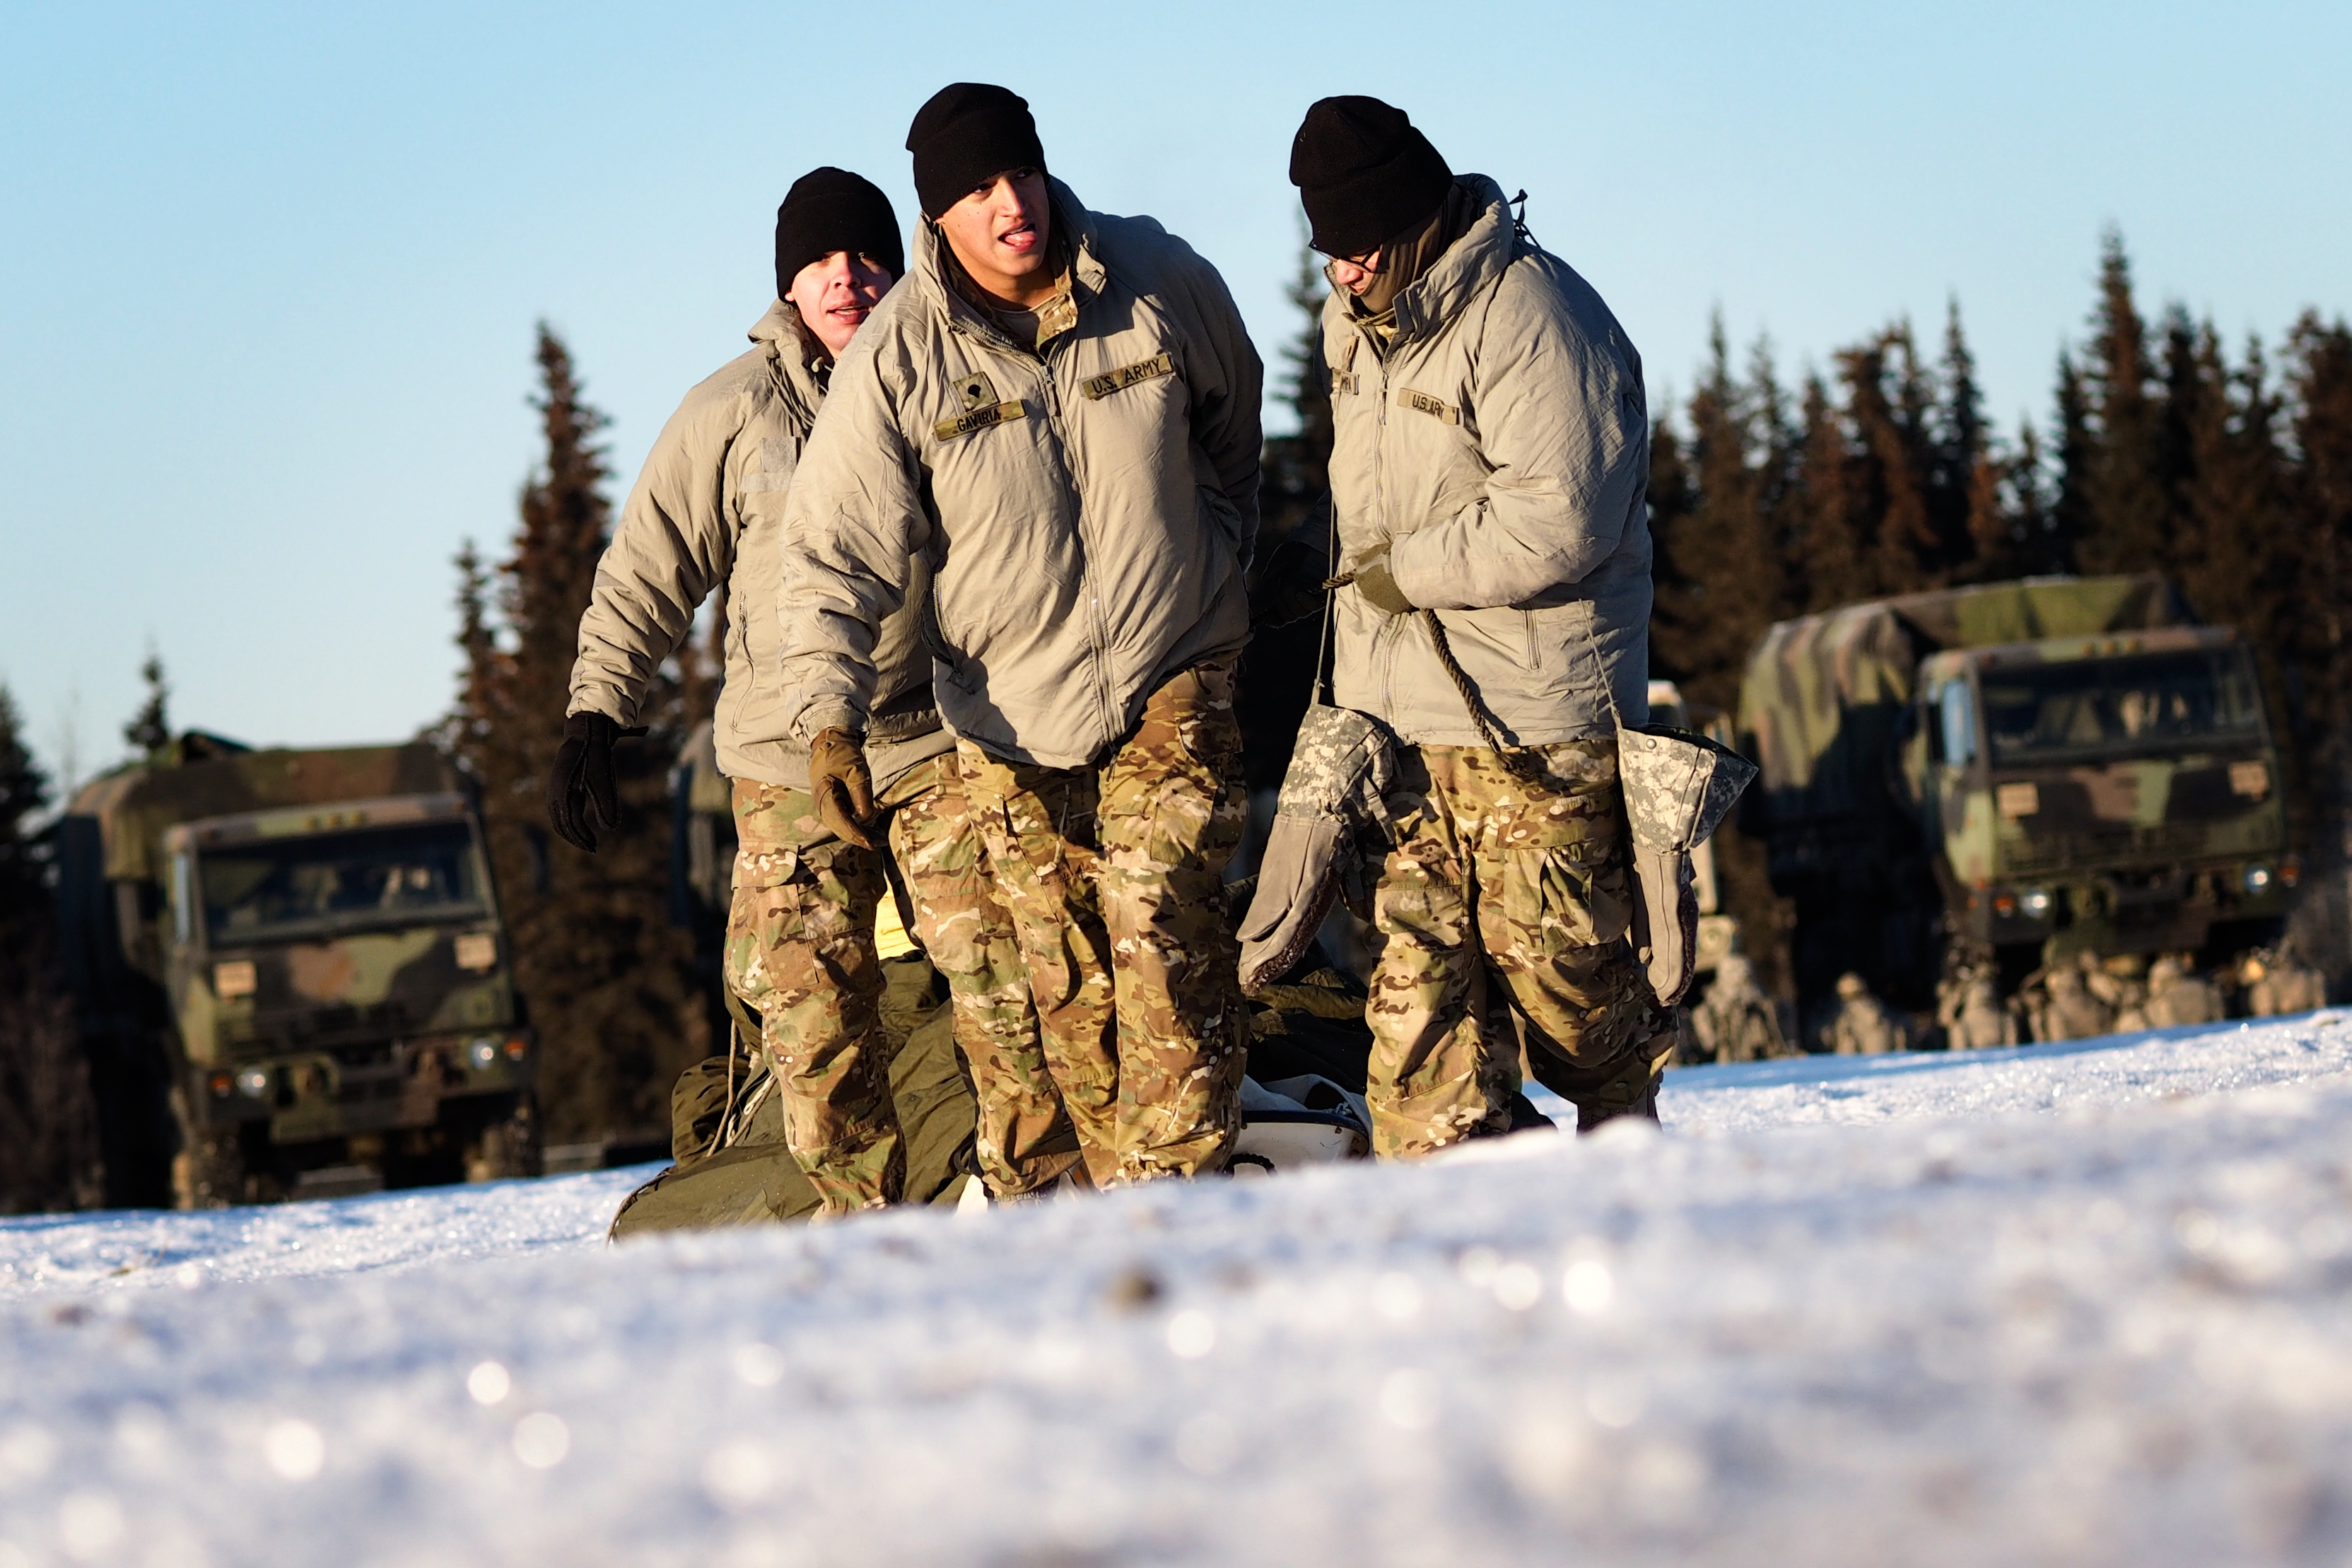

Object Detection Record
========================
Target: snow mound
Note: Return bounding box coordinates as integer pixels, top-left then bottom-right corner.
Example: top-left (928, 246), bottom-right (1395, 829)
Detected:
top-left (4, 1013), bottom-right (2351, 1567)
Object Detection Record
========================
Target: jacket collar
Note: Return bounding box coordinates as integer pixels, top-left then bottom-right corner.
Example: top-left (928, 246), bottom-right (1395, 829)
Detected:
top-left (1334, 173), bottom-right (1514, 349)
top-left (749, 299), bottom-right (828, 423)
top-left (916, 177), bottom-right (1106, 350)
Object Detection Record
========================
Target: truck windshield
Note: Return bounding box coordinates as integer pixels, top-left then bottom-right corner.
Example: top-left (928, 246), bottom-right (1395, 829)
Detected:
top-left (1979, 649), bottom-right (2264, 765)
top-left (197, 821), bottom-right (487, 942)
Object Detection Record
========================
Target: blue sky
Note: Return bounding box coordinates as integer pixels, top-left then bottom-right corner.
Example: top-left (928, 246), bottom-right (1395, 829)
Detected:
top-left (3, 0), bottom-right (2346, 796)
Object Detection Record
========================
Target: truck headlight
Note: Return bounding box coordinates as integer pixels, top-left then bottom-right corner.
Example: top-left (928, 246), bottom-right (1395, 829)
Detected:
top-left (2244, 864), bottom-right (2274, 895)
top-left (2018, 887), bottom-right (2054, 920)
top-left (467, 1036), bottom-right (500, 1070)
top-left (235, 1067), bottom-right (271, 1099)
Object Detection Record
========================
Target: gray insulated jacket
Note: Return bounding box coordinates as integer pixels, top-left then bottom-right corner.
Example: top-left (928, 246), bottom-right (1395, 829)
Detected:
top-left (567, 302), bottom-right (951, 791)
top-left (774, 178), bottom-right (1263, 771)
top-left (1324, 175), bottom-right (1653, 745)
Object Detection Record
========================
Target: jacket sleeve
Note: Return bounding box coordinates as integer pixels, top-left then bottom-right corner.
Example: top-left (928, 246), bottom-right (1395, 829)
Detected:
top-left (1386, 267), bottom-right (1648, 612)
top-left (1178, 252), bottom-right (1265, 566)
top-left (773, 343), bottom-right (932, 741)
top-left (567, 394), bottom-right (739, 724)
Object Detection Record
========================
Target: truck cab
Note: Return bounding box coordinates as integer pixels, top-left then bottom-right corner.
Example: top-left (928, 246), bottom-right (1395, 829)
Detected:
top-left (1912, 627), bottom-right (2292, 964)
top-left (57, 741), bottom-right (539, 1207)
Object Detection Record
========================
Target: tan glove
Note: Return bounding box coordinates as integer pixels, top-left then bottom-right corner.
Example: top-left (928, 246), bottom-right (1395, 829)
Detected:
top-left (1350, 549), bottom-right (1415, 615)
top-left (1627, 843), bottom-right (1700, 1007)
top-left (808, 727), bottom-right (877, 850)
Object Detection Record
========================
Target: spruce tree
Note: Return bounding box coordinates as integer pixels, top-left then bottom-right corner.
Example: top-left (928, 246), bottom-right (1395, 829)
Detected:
top-left (1651, 321), bottom-right (1794, 709)
top-left (1256, 244), bottom-right (1335, 551)
top-left (2001, 423), bottom-right (2071, 578)
top-left (449, 326), bottom-right (701, 1145)
top-left (1646, 324), bottom-right (1801, 998)
top-left (1786, 373), bottom-right (1869, 612)
top-left (2281, 312), bottom-right (2352, 966)
top-left (1840, 330), bottom-right (1940, 596)
top-left (0, 683), bottom-right (100, 1211)
top-left (2074, 233), bottom-right (2171, 574)
top-left (2050, 353), bottom-right (2096, 570)
top-left (1940, 303), bottom-right (2013, 582)
top-left (1237, 243), bottom-right (1340, 792)
top-left (122, 653), bottom-right (170, 759)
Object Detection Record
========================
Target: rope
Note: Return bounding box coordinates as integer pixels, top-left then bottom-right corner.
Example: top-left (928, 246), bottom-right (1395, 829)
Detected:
top-left (1326, 566), bottom-right (1546, 786)
top-left (1420, 611), bottom-right (1549, 785)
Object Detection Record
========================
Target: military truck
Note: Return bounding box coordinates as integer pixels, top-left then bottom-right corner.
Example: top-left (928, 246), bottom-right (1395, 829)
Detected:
top-left (1738, 575), bottom-right (2295, 1023)
top-left (55, 737), bottom-right (538, 1207)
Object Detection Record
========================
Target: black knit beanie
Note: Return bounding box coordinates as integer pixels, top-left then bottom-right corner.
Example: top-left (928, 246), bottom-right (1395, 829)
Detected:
top-left (774, 168), bottom-right (903, 298)
top-left (1288, 96), bottom-right (1453, 259)
top-left (906, 83), bottom-right (1046, 218)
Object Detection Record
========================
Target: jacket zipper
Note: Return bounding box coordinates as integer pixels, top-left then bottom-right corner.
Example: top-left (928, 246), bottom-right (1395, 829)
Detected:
top-left (1371, 327), bottom-right (1397, 725)
top-left (1036, 341), bottom-right (1116, 749)
top-left (943, 312), bottom-right (1113, 754)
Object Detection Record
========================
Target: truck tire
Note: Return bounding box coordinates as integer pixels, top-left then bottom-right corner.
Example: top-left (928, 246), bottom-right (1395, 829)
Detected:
top-left (171, 1092), bottom-right (247, 1209)
top-left (464, 1093), bottom-right (543, 1183)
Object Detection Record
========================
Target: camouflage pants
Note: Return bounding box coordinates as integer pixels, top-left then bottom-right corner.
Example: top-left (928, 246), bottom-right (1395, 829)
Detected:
top-left (957, 663), bottom-right (1249, 1187)
top-left (724, 754), bottom-right (1048, 1215)
top-left (893, 762), bottom-right (1077, 1198)
top-left (1367, 741), bottom-right (1676, 1158)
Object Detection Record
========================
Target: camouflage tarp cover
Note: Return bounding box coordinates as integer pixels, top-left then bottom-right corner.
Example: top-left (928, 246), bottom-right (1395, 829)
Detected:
top-left (79, 744), bottom-right (462, 884)
top-left (1738, 575), bottom-right (2189, 828)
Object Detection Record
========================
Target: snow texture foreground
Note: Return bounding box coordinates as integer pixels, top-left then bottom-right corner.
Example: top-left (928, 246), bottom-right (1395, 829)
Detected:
top-left (6, 1016), bottom-right (2352, 1567)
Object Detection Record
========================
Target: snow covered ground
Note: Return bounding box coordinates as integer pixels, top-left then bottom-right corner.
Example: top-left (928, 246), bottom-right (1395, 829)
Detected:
top-left (6, 1014), bottom-right (2352, 1567)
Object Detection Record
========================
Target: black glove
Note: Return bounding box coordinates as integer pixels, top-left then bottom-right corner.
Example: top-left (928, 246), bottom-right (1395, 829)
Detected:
top-left (1352, 549), bottom-right (1415, 615)
top-left (547, 713), bottom-right (622, 853)
top-left (808, 727), bottom-right (878, 850)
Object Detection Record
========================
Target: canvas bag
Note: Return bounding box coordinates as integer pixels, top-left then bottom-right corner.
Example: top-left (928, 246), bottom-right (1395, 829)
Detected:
top-left (1235, 522), bottom-right (1398, 992)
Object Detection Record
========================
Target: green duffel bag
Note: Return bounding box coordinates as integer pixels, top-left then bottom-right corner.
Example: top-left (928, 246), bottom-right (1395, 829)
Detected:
top-left (608, 956), bottom-right (978, 1239)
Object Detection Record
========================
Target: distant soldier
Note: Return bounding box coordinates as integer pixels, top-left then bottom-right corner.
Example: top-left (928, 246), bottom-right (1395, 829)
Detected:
top-left (2085, 952), bottom-right (2151, 1033)
top-left (1936, 961), bottom-right (2017, 1050)
top-left (2027, 962), bottom-right (2112, 1042)
top-left (1825, 972), bottom-right (1905, 1055)
top-left (1282, 95), bottom-right (1670, 1149)
top-left (2243, 944), bottom-right (2327, 1017)
top-left (1691, 955), bottom-right (1789, 1063)
top-left (773, 85), bottom-right (1264, 1186)
top-left (2145, 954), bottom-right (2224, 1028)
top-left (551, 168), bottom-right (1055, 1215)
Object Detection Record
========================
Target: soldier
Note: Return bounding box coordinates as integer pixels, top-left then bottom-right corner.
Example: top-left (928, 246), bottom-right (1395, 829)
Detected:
top-left (2087, 952), bottom-right (2151, 1033)
top-left (549, 168), bottom-right (1058, 1215)
top-left (1825, 972), bottom-right (1906, 1055)
top-left (1936, 960), bottom-right (2018, 1050)
top-left (2245, 943), bottom-right (2327, 1017)
top-left (2146, 954), bottom-right (2224, 1027)
top-left (772, 84), bottom-right (1264, 1187)
top-left (1285, 95), bottom-right (1671, 1149)
top-left (2027, 961), bottom-right (2112, 1042)
top-left (1690, 954), bottom-right (1789, 1063)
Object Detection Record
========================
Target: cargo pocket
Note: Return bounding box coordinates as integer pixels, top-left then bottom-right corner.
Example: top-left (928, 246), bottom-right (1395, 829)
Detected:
top-left (1499, 831), bottom-right (1632, 959)
top-left (1168, 664), bottom-right (1242, 776)
top-left (731, 844), bottom-right (802, 892)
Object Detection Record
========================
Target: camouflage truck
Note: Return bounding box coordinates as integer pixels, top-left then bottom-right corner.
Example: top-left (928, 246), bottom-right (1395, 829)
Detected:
top-left (1738, 575), bottom-right (2295, 1024)
top-left (54, 737), bottom-right (538, 1207)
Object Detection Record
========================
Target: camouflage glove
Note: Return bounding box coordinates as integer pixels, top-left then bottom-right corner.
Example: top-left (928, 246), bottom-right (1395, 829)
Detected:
top-left (547, 712), bottom-right (623, 853)
top-left (808, 727), bottom-right (877, 850)
top-left (1350, 549), bottom-right (1415, 615)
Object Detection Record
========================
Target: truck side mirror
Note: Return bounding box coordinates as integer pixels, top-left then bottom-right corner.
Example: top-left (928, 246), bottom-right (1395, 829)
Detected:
top-left (1937, 680), bottom-right (1977, 767)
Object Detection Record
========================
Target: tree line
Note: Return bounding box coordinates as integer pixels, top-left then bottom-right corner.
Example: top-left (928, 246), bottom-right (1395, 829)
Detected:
top-left (1639, 234), bottom-right (2352, 997)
